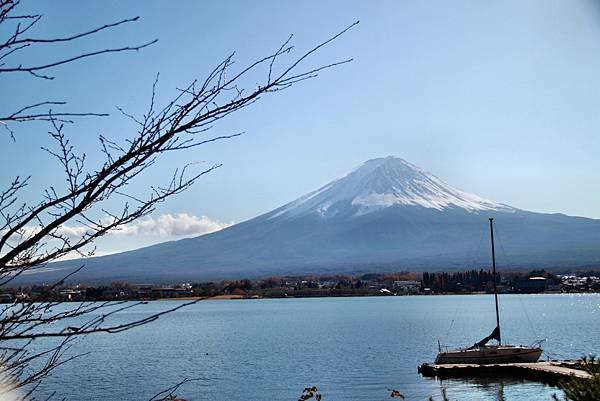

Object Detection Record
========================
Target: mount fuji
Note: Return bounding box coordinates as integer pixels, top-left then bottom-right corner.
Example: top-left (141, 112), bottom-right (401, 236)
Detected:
top-left (35, 156), bottom-right (600, 282)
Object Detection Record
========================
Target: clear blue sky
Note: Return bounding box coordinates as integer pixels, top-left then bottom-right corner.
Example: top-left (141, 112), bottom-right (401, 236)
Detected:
top-left (2, 1), bottom-right (600, 254)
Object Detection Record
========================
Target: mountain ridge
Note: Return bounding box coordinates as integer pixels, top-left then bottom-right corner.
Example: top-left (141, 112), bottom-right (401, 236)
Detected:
top-left (23, 156), bottom-right (600, 283)
top-left (266, 156), bottom-right (514, 220)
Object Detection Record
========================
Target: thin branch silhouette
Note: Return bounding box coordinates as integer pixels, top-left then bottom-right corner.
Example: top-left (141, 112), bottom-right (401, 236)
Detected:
top-left (0, 1), bottom-right (357, 398)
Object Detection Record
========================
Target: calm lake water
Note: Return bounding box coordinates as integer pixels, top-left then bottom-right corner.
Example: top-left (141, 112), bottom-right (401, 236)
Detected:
top-left (33, 294), bottom-right (599, 401)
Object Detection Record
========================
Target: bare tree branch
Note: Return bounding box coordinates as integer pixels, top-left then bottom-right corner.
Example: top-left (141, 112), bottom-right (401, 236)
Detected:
top-left (0, 0), bottom-right (156, 137)
top-left (0, 1), bottom-right (357, 398)
top-left (148, 378), bottom-right (208, 401)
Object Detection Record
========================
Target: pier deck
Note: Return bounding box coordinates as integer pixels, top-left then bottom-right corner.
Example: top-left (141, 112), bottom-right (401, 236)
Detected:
top-left (418, 360), bottom-right (592, 384)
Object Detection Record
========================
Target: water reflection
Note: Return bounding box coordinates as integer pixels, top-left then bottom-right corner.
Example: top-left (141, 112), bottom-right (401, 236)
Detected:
top-left (424, 375), bottom-right (561, 401)
top-left (33, 295), bottom-right (595, 401)
top-left (450, 378), bottom-right (506, 400)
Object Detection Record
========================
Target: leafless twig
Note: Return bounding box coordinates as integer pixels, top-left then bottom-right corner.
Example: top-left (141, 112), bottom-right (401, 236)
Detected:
top-left (0, 1), bottom-right (357, 398)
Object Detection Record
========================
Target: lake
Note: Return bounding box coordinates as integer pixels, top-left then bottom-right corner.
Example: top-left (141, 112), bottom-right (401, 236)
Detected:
top-left (33, 294), bottom-right (600, 401)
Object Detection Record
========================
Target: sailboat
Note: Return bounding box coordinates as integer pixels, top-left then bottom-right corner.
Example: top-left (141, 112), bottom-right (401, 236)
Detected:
top-left (434, 218), bottom-right (543, 365)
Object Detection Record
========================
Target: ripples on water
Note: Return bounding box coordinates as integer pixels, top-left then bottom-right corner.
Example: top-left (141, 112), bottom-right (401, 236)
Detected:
top-left (32, 294), bottom-right (599, 401)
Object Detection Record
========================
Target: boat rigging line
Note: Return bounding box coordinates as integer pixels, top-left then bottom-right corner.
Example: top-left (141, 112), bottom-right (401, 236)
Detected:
top-left (493, 221), bottom-right (543, 345)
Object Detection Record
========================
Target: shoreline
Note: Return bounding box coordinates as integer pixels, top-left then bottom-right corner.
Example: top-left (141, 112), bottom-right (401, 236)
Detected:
top-left (151, 291), bottom-right (598, 302)
top-left (4, 291), bottom-right (596, 304)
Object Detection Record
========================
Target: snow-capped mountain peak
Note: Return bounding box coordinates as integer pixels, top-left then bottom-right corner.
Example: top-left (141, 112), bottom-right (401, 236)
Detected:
top-left (40, 156), bottom-right (600, 283)
top-left (270, 156), bottom-right (514, 219)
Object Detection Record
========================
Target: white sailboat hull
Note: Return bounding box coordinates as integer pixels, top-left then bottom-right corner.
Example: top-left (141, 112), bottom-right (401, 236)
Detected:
top-left (435, 345), bottom-right (543, 365)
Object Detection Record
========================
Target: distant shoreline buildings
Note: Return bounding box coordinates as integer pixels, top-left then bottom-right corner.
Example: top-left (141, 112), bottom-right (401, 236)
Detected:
top-left (1, 269), bottom-right (598, 303)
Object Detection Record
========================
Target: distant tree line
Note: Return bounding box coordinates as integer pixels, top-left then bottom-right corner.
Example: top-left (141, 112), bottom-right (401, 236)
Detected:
top-left (421, 270), bottom-right (497, 293)
top-left (421, 269), bottom-right (569, 293)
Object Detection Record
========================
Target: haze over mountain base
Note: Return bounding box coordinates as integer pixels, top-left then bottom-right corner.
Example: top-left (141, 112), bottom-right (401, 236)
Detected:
top-left (27, 157), bottom-right (600, 283)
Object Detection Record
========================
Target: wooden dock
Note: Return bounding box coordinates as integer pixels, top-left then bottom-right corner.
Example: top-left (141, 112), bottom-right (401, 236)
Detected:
top-left (418, 360), bottom-right (592, 384)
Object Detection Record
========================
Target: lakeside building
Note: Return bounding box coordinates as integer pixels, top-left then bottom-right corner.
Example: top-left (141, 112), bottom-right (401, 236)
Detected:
top-left (393, 280), bottom-right (420, 294)
top-left (560, 274), bottom-right (600, 291)
top-left (512, 277), bottom-right (547, 293)
top-left (137, 286), bottom-right (194, 298)
top-left (59, 289), bottom-right (84, 301)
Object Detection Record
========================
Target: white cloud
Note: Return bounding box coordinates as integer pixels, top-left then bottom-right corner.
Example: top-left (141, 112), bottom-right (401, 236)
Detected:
top-left (1, 213), bottom-right (230, 261)
top-left (1, 224), bottom-right (90, 239)
top-left (55, 225), bottom-right (90, 237)
top-left (109, 213), bottom-right (231, 237)
top-left (2, 213), bottom-right (230, 241)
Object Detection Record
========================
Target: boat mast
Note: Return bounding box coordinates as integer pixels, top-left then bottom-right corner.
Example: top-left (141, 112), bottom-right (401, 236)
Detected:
top-left (489, 217), bottom-right (501, 345)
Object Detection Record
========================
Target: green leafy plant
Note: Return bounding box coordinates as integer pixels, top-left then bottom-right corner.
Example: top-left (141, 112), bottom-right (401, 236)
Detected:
top-left (553, 357), bottom-right (600, 401)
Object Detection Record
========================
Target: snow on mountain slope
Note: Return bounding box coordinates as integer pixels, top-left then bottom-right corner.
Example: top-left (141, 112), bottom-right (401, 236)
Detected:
top-left (26, 155), bottom-right (600, 283)
top-left (270, 156), bottom-right (514, 219)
